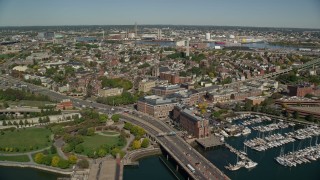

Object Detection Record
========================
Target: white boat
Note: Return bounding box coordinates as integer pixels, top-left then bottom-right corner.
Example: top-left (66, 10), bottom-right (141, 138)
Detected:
top-left (225, 164), bottom-right (241, 171)
top-left (245, 161), bottom-right (258, 169)
top-left (221, 130), bottom-right (229, 137)
top-left (242, 127), bottom-right (251, 135)
top-left (234, 133), bottom-right (242, 137)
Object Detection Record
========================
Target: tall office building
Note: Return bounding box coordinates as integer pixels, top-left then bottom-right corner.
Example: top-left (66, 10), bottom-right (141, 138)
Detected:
top-left (205, 33), bottom-right (210, 40)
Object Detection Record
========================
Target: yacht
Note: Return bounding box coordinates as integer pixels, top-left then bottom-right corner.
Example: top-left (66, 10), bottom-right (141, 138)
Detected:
top-left (245, 161), bottom-right (258, 169)
top-left (225, 164), bottom-right (241, 171)
top-left (242, 127), bottom-right (251, 135)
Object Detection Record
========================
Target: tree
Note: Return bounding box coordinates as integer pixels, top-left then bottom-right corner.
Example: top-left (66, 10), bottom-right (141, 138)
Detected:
top-left (97, 148), bottom-right (107, 157)
top-left (3, 102), bottom-right (9, 108)
top-left (2, 120), bottom-right (7, 126)
top-left (77, 159), bottom-right (89, 169)
top-left (244, 102), bottom-right (252, 111)
top-left (132, 140), bottom-right (141, 149)
top-left (63, 144), bottom-right (73, 153)
top-left (87, 127), bottom-right (95, 136)
top-left (99, 114), bottom-right (108, 122)
top-left (68, 155), bottom-right (78, 164)
top-left (141, 138), bottom-right (150, 148)
top-left (43, 155), bottom-right (52, 166)
top-left (38, 117), bottom-right (42, 124)
top-left (24, 119), bottom-right (29, 126)
top-left (293, 111), bottom-right (299, 119)
top-left (75, 144), bottom-right (84, 153)
top-left (58, 159), bottom-right (70, 169)
top-left (19, 120), bottom-right (24, 127)
top-left (50, 145), bottom-right (57, 154)
top-left (305, 114), bottom-right (314, 122)
top-left (111, 114), bottom-right (120, 122)
top-left (51, 156), bottom-right (60, 167)
top-left (34, 153), bottom-right (44, 164)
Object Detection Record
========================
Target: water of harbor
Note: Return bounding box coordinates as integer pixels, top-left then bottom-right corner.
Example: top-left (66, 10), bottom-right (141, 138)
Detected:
top-left (124, 118), bottom-right (320, 180)
top-left (123, 155), bottom-right (177, 180)
top-left (199, 119), bottom-right (320, 180)
top-left (0, 166), bottom-right (65, 180)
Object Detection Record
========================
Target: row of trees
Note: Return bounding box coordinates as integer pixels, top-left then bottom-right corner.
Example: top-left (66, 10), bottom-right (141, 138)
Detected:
top-left (2, 119), bottom-right (33, 127)
top-left (286, 111), bottom-right (319, 123)
top-left (96, 92), bottom-right (137, 106)
top-left (34, 152), bottom-right (75, 169)
top-left (132, 138), bottom-right (150, 150)
top-left (0, 89), bottom-right (51, 102)
top-left (124, 122), bottom-right (146, 140)
top-left (100, 77), bottom-right (133, 90)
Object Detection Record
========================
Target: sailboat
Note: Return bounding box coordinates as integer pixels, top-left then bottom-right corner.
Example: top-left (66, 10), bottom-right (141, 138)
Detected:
top-left (225, 155), bottom-right (243, 171)
top-left (240, 144), bottom-right (247, 156)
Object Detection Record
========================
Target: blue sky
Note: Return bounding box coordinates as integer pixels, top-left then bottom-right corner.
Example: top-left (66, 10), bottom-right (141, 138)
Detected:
top-left (0, 0), bottom-right (319, 28)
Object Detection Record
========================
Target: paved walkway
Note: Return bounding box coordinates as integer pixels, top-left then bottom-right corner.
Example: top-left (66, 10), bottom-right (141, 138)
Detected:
top-left (54, 138), bottom-right (68, 160)
top-left (122, 134), bottom-right (134, 151)
top-left (96, 131), bottom-right (120, 137)
top-left (0, 146), bottom-right (50, 157)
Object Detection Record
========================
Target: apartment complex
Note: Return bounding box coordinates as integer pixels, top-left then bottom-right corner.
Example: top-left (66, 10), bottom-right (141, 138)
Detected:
top-left (173, 106), bottom-right (209, 138)
top-left (152, 84), bottom-right (185, 96)
top-left (98, 87), bottom-right (123, 97)
top-left (137, 95), bottom-right (177, 119)
top-left (288, 84), bottom-right (320, 97)
top-left (138, 80), bottom-right (156, 92)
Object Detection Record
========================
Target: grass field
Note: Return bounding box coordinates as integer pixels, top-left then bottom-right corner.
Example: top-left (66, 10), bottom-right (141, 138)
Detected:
top-left (0, 155), bottom-right (30, 162)
top-left (0, 128), bottom-right (51, 153)
top-left (81, 134), bottom-right (120, 154)
top-left (101, 131), bottom-right (119, 135)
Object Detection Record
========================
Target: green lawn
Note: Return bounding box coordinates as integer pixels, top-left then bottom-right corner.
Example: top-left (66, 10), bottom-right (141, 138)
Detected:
top-left (0, 128), bottom-right (51, 153)
top-left (0, 155), bottom-right (30, 162)
top-left (81, 134), bottom-right (120, 154)
top-left (101, 131), bottom-right (119, 135)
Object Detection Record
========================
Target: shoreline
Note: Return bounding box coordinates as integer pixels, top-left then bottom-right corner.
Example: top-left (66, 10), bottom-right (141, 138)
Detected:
top-left (0, 161), bottom-right (73, 176)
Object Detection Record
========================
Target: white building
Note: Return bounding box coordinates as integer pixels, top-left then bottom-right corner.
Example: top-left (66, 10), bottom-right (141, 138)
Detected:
top-left (205, 33), bottom-right (210, 40)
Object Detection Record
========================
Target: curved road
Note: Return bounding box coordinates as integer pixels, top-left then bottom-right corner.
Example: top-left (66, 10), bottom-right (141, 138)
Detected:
top-left (0, 75), bottom-right (229, 180)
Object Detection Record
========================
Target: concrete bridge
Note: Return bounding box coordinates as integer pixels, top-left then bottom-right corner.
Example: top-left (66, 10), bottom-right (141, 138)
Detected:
top-left (120, 113), bottom-right (230, 180)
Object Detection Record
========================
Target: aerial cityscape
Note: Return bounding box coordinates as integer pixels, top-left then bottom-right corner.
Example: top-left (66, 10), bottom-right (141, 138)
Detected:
top-left (0, 0), bottom-right (319, 180)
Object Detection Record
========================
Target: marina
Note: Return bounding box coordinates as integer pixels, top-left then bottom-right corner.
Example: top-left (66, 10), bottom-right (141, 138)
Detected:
top-left (275, 143), bottom-right (320, 167)
top-left (208, 113), bottom-right (320, 179)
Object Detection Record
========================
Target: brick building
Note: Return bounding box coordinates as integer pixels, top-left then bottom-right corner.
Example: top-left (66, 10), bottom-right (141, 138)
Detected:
top-left (159, 72), bottom-right (191, 84)
top-left (137, 95), bottom-right (177, 119)
top-left (56, 99), bottom-right (73, 110)
top-left (288, 84), bottom-right (314, 97)
top-left (231, 89), bottom-right (262, 101)
top-left (173, 106), bottom-right (209, 138)
top-left (245, 96), bottom-right (265, 105)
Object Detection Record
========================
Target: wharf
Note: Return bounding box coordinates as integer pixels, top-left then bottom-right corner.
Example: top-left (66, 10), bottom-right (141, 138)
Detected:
top-left (196, 136), bottom-right (224, 150)
top-left (225, 143), bottom-right (253, 162)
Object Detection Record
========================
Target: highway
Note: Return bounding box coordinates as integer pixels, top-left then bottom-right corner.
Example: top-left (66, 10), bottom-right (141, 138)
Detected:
top-left (0, 74), bottom-right (229, 180)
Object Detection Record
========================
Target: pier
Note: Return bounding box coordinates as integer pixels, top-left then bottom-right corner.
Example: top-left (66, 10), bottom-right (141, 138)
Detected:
top-left (196, 136), bottom-right (224, 150)
top-left (225, 143), bottom-right (253, 162)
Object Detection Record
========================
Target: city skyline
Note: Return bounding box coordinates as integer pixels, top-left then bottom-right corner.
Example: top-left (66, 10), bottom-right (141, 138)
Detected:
top-left (0, 0), bottom-right (320, 29)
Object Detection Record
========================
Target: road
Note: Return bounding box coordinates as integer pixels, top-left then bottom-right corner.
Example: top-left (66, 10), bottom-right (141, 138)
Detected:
top-left (0, 74), bottom-right (229, 180)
